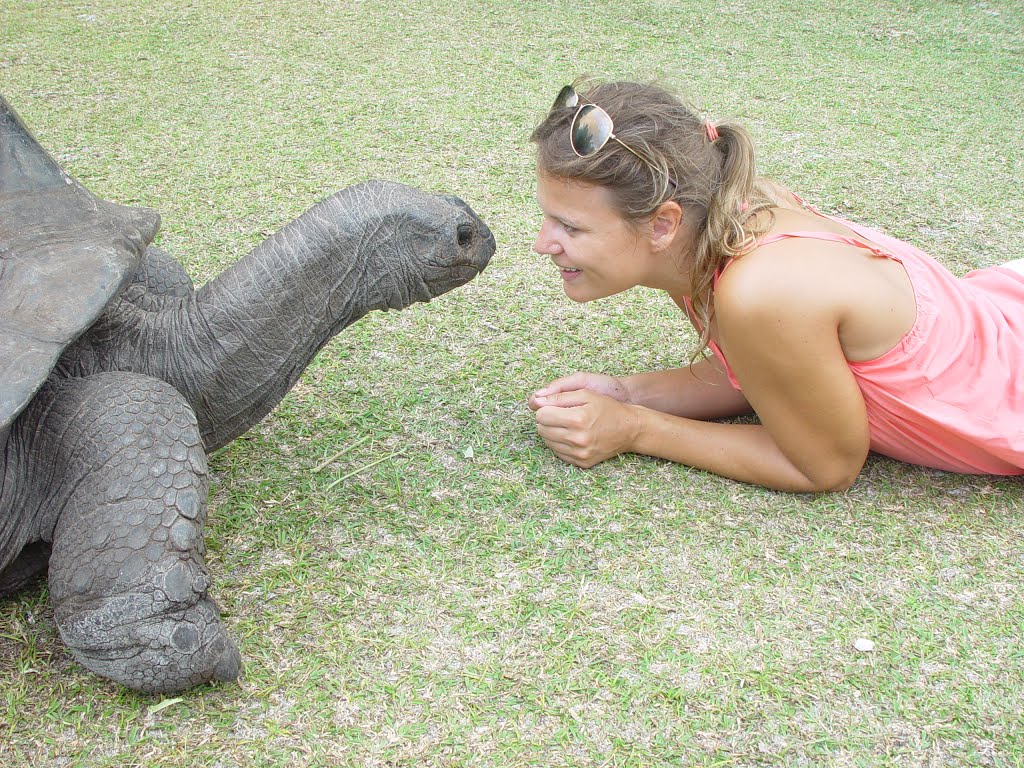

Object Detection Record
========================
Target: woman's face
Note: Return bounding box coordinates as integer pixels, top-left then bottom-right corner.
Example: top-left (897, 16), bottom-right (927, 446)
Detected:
top-left (533, 172), bottom-right (661, 303)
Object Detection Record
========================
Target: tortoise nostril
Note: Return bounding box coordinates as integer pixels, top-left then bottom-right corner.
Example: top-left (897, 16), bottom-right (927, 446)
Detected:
top-left (456, 222), bottom-right (473, 247)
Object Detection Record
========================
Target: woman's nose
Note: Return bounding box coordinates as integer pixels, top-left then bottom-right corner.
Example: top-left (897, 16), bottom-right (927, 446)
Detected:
top-left (533, 221), bottom-right (561, 256)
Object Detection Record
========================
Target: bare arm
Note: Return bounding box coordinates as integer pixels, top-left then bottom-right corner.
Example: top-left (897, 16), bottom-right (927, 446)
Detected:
top-left (533, 391), bottom-right (865, 492)
top-left (706, 253), bottom-right (871, 490)
top-left (529, 355), bottom-right (751, 420)
top-left (620, 355), bottom-right (752, 419)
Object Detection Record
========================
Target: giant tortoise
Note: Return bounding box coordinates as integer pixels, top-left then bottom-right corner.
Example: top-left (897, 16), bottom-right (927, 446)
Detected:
top-left (0, 95), bottom-right (494, 693)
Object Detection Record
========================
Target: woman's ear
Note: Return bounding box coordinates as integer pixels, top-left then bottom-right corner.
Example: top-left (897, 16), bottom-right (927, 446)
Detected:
top-left (648, 200), bottom-right (684, 252)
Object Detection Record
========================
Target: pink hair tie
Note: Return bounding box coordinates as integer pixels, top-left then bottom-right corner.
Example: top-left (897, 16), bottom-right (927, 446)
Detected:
top-left (704, 120), bottom-right (719, 142)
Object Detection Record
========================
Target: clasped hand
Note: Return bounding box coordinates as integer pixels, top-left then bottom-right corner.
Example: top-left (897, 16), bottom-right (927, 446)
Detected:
top-left (527, 372), bottom-right (640, 469)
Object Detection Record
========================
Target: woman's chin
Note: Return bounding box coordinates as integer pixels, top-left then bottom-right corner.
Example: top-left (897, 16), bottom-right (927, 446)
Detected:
top-left (561, 283), bottom-right (592, 303)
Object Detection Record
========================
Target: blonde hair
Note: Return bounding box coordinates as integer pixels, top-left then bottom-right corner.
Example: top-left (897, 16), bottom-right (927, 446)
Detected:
top-left (530, 79), bottom-right (776, 359)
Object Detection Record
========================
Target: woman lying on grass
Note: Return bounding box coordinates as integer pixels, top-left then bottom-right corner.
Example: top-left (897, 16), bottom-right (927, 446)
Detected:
top-left (527, 79), bottom-right (1024, 492)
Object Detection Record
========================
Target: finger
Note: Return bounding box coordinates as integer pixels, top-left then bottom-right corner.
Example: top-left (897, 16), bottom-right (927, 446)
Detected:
top-left (549, 446), bottom-right (596, 469)
top-left (534, 403), bottom-right (589, 429)
top-left (526, 391), bottom-right (556, 411)
top-left (532, 390), bottom-right (594, 410)
top-left (533, 372), bottom-right (591, 399)
top-left (542, 438), bottom-right (582, 466)
top-left (536, 422), bottom-right (577, 448)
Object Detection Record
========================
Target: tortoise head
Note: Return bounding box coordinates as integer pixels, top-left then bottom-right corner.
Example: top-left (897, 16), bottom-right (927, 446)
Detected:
top-left (324, 179), bottom-right (495, 309)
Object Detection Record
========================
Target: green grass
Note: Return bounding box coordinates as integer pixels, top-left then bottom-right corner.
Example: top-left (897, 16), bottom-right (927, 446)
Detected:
top-left (2, 0), bottom-right (1023, 765)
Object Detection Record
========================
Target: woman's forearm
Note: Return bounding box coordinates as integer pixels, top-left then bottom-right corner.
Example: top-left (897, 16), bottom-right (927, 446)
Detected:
top-left (622, 357), bottom-right (752, 420)
top-left (627, 405), bottom-right (862, 492)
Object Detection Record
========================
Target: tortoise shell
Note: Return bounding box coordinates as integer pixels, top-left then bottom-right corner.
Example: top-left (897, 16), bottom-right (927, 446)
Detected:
top-left (0, 96), bottom-right (160, 428)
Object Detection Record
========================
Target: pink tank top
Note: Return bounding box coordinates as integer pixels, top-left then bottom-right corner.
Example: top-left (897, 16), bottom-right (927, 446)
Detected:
top-left (700, 210), bottom-right (1024, 475)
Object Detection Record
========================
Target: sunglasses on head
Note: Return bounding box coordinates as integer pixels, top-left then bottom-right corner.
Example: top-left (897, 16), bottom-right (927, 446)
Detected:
top-left (551, 85), bottom-right (677, 189)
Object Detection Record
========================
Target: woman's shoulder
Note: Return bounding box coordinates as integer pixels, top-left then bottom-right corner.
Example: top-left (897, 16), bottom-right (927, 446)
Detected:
top-left (716, 240), bottom-right (839, 321)
top-left (715, 213), bottom-right (868, 320)
top-left (716, 203), bottom-right (920, 361)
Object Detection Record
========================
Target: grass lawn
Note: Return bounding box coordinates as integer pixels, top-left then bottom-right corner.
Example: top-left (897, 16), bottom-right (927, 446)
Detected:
top-left (1, 0), bottom-right (1022, 765)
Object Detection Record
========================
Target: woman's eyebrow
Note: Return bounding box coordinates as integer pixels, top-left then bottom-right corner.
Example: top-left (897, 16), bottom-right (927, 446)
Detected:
top-left (545, 208), bottom-right (584, 230)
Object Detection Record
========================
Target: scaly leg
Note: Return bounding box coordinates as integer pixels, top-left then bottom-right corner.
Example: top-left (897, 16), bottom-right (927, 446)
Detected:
top-left (19, 372), bottom-right (240, 692)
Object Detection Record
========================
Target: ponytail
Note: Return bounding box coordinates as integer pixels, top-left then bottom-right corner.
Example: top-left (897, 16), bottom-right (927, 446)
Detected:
top-left (687, 121), bottom-right (774, 361)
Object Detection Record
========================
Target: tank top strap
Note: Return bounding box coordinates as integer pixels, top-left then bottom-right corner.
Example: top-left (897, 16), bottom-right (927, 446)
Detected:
top-left (674, 294), bottom-right (743, 390)
top-left (756, 230), bottom-right (899, 262)
top-left (767, 193), bottom-right (902, 263)
top-left (717, 229), bottom-right (900, 284)
top-left (790, 192), bottom-right (820, 213)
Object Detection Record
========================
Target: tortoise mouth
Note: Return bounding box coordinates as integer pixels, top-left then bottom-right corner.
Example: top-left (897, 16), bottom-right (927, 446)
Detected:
top-left (422, 263), bottom-right (485, 299)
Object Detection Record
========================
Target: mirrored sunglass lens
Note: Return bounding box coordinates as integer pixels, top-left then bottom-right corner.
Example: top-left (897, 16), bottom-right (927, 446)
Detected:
top-left (552, 85), bottom-right (578, 110)
top-left (571, 104), bottom-right (613, 156)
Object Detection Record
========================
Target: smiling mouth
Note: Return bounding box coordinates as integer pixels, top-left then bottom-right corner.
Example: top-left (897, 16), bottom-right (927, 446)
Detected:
top-left (559, 267), bottom-right (581, 273)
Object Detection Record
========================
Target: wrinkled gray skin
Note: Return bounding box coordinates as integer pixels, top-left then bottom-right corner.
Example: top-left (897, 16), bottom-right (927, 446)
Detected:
top-left (0, 96), bottom-right (494, 693)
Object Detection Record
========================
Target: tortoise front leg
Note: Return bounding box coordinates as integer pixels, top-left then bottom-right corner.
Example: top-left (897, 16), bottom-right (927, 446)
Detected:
top-left (25, 372), bottom-right (240, 692)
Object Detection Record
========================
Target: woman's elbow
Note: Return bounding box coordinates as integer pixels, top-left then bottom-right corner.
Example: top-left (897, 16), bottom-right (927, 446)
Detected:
top-left (802, 456), bottom-right (865, 493)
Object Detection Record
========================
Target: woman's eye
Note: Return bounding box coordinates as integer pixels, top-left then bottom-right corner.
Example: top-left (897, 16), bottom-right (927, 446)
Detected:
top-left (562, 222), bottom-right (578, 235)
